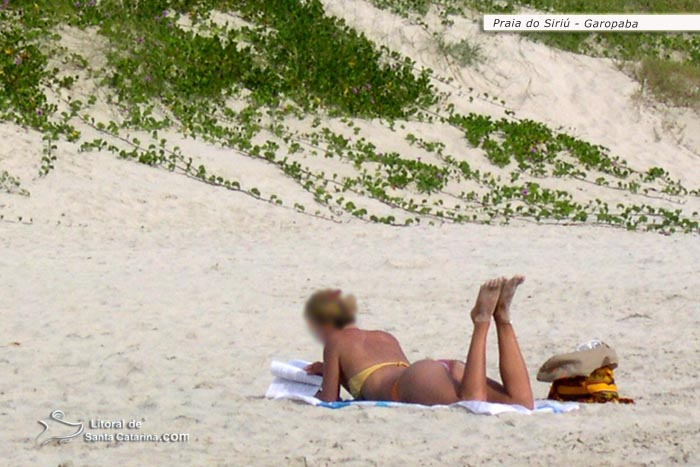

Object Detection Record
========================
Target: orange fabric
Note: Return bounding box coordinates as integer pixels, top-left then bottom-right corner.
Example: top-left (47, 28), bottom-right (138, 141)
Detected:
top-left (390, 380), bottom-right (401, 402)
top-left (548, 366), bottom-right (634, 404)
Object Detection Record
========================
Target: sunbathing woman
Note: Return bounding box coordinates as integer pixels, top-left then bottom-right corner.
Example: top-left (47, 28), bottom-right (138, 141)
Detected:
top-left (303, 276), bottom-right (534, 409)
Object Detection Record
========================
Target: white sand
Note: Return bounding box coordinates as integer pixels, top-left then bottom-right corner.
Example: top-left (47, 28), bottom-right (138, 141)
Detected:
top-left (2, 2), bottom-right (700, 466)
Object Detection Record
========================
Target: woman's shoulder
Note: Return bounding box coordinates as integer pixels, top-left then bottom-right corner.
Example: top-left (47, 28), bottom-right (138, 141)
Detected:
top-left (337, 327), bottom-right (397, 342)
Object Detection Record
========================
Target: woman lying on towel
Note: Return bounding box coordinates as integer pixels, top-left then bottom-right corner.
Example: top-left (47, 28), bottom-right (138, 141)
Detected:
top-left (304, 276), bottom-right (535, 409)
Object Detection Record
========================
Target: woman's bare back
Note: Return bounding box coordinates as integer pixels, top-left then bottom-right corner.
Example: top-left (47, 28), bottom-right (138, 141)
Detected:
top-left (332, 328), bottom-right (409, 400)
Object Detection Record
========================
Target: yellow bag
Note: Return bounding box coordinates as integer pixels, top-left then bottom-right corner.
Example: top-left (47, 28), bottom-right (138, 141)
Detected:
top-left (546, 366), bottom-right (634, 404)
top-left (538, 341), bottom-right (633, 404)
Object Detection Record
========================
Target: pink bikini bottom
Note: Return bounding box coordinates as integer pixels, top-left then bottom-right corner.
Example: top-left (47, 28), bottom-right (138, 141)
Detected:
top-left (437, 359), bottom-right (452, 372)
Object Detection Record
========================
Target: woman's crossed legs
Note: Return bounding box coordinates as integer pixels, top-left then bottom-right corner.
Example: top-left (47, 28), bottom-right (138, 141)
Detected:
top-left (396, 276), bottom-right (535, 409)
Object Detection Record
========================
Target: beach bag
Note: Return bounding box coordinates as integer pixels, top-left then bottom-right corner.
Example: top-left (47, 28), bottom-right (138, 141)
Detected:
top-left (537, 340), bottom-right (633, 404)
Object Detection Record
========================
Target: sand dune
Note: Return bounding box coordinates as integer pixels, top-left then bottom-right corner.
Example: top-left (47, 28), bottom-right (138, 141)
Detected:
top-left (1, 1), bottom-right (700, 466)
top-left (322, 0), bottom-right (700, 182)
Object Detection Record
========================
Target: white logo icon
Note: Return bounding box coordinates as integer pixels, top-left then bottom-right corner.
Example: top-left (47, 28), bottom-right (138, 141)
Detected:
top-left (36, 410), bottom-right (84, 447)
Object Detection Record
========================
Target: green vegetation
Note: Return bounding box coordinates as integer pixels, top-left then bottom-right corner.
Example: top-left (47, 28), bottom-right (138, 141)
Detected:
top-left (637, 58), bottom-right (700, 108)
top-left (99, 0), bottom-right (434, 117)
top-left (515, 0), bottom-right (700, 14)
top-left (516, 1), bottom-right (700, 107)
top-left (437, 38), bottom-right (483, 66)
top-left (366, 0), bottom-right (434, 17)
top-left (368, 0), bottom-right (700, 108)
top-left (0, 0), bottom-right (698, 233)
top-left (0, 170), bottom-right (29, 196)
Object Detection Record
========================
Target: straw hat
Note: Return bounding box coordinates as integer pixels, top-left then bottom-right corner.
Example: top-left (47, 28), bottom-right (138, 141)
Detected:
top-left (537, 341), bottom-right (618, 382)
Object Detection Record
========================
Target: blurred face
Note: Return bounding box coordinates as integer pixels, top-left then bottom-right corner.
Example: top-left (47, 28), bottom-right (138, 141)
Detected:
top-left (306, 320), bottom-right (335, 343)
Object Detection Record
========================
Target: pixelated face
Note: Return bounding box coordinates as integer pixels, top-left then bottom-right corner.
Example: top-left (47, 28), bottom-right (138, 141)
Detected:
top-left (306, 319), bottom-right (334, 343)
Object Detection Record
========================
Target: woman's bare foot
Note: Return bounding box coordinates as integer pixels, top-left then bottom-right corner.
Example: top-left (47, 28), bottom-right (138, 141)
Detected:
top-left (471, 278), bottom-right (505, 323)
top-left (494, 275), bottom-right (525, 324)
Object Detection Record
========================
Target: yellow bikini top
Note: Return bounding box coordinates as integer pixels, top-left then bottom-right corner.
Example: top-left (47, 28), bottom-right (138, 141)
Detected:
top-left (347, 361), bottom-right (410, 399)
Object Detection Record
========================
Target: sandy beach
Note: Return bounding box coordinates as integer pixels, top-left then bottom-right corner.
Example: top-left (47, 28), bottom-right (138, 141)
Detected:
top-left (2, 1), bottom-right (700, 465)
top-left (2, 154), bottom-right (700, 465)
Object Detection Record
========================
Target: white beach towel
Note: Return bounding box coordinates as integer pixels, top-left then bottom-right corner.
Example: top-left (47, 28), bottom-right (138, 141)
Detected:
top-left (266, 360), bottom-right (579, 414)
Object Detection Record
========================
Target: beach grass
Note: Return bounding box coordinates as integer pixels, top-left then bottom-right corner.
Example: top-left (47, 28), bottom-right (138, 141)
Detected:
top-left (637, 58), bottom-right (700, 108)
top-left (518, 0), bottom-right (700, 107)
top-left (368, 0), bottom-right (700, 108)
top-left (515, 0), bottom-right (700, 13)
top-left (437, 38), bottom-right (484, 66)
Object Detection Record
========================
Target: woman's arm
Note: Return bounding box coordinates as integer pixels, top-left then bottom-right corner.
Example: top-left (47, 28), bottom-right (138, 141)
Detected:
top-left (317, 337), bottom-right (341, 402)
top-left (304, 361), bottom-right (324, 375)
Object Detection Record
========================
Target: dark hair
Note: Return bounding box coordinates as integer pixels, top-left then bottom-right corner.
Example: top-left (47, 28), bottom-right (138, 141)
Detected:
top-left (304, 289), bottom-right (357, 328)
